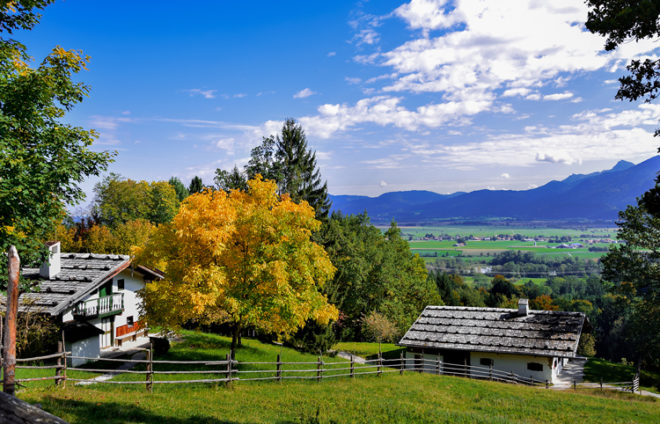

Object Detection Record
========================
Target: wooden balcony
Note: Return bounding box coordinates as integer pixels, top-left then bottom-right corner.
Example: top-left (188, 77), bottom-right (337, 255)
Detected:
top-left (73, 293), bottom-right (124, 319)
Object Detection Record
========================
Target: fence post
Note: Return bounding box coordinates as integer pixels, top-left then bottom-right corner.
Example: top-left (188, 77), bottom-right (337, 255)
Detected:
top-left (573, 379), bottom-right (576, 390)
top-left (146, 342), bottom-right (153, 393)
top-left (600, 378), bottom-right (603, 391)
top-left (489, 364), bottom-right (493, 381)
top-left (55, 341), bottom-right (63, 387)
top-left (225, 353), bottom-right (232, 387)
top-left (377, 351), bottom-right (382, 377)
top-left (509, 372), bottom-right (515, 384)
top-left (350, 354), bottom-right (354, 378)
top-left (436, 356), bottom-right (440, 376)
top-left (2, 246), bottom-right (19, 396)
top-left (276, 353), bottom-right (282, 382)
top-left (317, 356), bottom-right (322, 382)
top-left (400, 352), bottom-right (404, 376)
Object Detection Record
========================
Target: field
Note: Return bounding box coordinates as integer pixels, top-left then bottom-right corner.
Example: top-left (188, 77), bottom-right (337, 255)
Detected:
top-left (398, 226), bottom-right (616, 267)
top-left (17, 331), bottom-right (660, 423)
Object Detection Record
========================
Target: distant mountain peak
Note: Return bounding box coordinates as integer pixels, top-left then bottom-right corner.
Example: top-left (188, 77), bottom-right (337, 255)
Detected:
top-left (611, 160), bottom-right (634, 172)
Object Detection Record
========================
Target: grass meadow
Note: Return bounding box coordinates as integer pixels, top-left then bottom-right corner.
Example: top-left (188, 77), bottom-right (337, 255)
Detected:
top-left (16, 330), bottom-right (660, 423)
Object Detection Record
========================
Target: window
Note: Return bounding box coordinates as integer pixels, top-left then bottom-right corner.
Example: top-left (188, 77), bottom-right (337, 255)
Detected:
top-left (480, 358), bottom-right (494, 367)
top-left (527, 362), bottom-right (543, 372)
top-left (117, 279), bottom-right (125, 290)
top-left (127, 316), bottom-right (134, 327)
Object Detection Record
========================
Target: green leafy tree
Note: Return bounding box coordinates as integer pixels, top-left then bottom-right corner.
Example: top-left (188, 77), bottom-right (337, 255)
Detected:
top-left (93, 174), bottom-right (151, 227)
top-left (586, 0), bottom-right (660, 136)
top-left (188, 175), bottom-right (204, 194)
top-left (275, 119), bottom-right (331, 219)
top-left (246, 135), bottom-right (281, 181)
top-left (214, 165), bottom-right (247, 191)
top-left (94, 176), bottom-right (178, 227)
top-left (602, 192), bottom-right (660, 370)
top-left (168, 176), bottom-right (189, 202)
top-left (0, 0), bottom-right (113, 276)
top-left (318, 213), bottom-right (440, 338)
top-left (148, 181), bottom-right (178, 224)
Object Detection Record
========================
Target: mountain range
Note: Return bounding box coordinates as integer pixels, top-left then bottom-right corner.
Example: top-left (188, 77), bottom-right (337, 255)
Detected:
top-left (329, 156), bottom-right (660, 224)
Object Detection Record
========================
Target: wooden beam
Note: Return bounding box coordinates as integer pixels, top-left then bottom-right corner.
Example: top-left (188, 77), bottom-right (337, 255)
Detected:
top-left (3, 246), bottom-right (19, 395)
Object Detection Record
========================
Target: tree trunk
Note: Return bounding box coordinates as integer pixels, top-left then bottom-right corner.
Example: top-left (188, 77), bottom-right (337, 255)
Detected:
top-left (230, 323), bottom-right (241, 357)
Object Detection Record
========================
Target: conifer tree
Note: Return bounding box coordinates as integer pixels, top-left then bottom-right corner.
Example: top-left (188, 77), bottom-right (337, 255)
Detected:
top-left (275, 119), bottom-right (331, 219)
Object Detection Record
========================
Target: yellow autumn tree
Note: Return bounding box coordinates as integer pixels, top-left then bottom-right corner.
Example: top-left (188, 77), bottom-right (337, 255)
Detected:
top-left (134, 175), bottom-right (338, 350)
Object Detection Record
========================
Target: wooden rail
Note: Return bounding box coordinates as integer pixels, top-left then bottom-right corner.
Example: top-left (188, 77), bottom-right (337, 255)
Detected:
top-left (3, 349), bottom-right (643, 395)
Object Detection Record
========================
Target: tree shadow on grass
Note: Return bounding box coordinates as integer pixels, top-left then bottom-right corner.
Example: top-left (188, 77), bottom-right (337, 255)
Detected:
top-left (39, 396), bottom-right (244, 424)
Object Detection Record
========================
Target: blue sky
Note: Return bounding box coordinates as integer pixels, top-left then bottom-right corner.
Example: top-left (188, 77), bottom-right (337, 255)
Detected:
top-left (18, 0), bottom-right (660, 207)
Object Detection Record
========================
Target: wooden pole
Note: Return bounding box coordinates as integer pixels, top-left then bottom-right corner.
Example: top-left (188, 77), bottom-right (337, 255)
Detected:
top-left (350, 354), bottom-right (354, 378)
top-left (573, 379), bottom-right (576, 390)
top-left (317, 356), bottom-right (322, 382)
top-left (276, 353), bottom-right (282, 382)
top-left (55, 341), bottom-right (63, 387)
top-left (400, 352), bottom-right (404, 376)
top-left (436, 356), bottom-right (441, 376)
top-left (377, 351), bottom-right (382, 377)
top-left (146, 343), bottom-right (153, 393)
top-left (225, 353), bottom-right (232, 387)
top-left (3, 246), bottom-right (19, 395)
top-left (489, 364), bottom-right (493, 381)
top-left (600, 378), bottom-right (603, 391)
top-left (61, 331), bottom-right (67, 389)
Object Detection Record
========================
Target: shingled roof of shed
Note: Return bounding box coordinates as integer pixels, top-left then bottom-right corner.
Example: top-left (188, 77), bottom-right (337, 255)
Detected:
top-left (1, 253), bottom-right (130, 317)
top-left (398, 305), bottom-right (586, 358)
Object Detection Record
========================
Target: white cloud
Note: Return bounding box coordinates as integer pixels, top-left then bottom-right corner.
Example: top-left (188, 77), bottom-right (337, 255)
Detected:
top-left (543, 91), bottom-right (574, 101)
top-left (380, 180), bottom-right (388, 187)
top-left (403, 103), bottom-right (659, 168)
top-left (395, 0), bottom-right (463, 32)
top-left (354, 28), bottom-right (380, 46)
top-left (294, 88), bottom-right (317, 99)
top-left (502, 87), bottom-right (531, 97)
top-left (345, 77), bottom-right (362, 84)
top-left (186, 88), bottom-right (217, 99)
top-left (215, 137), bottom-right (236, 154)
top-left (500, 173), bottom-right (510, 179)
top-left (89, 115), bottom-right (133, 130)
top-left (327, 51), bottom-right (337, 57)
top-left (535, 151), bottom-right (581, 165)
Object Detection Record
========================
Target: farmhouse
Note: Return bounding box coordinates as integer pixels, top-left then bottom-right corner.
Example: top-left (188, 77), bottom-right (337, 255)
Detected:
top-left (1, 242), bottom-right (162, 366)
top-left (398, 299), bottom-right (588, 384)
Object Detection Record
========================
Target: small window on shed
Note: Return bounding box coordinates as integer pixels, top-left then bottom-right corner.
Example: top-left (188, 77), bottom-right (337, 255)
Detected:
top-left (527, 362), bottom-right (543, 372)
top-left (117, 279), bottom-right (125, 290)
top-left (480, 358), bottom-right (494, 367)
top-left (127, 316), bottom-right (134, 326)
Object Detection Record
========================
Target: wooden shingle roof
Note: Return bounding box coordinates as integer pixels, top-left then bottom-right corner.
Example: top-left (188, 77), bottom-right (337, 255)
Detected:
top-left (1, 253), bottom-right (130, 316)
top-left (398, 305), bottom-right (586, 358)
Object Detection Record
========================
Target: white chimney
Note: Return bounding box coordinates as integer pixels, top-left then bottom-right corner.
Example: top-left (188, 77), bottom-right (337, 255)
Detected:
top-left (39, 241), bottom-right (61, 279)
top-left (518, 298), bottom-right (529, 316)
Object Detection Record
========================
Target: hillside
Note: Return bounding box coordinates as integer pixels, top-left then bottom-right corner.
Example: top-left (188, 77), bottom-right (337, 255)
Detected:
top-left (18, 331), bottom-right (660, 423)
top-left (330, 156), bottom-right (660, 224)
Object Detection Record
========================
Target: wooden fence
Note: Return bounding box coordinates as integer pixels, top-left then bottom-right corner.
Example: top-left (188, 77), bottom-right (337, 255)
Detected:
top-left (0, 349), bottom-right (644, 394)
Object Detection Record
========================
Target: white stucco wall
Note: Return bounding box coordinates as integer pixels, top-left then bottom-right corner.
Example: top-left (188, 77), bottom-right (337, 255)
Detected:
top-left (469, 352), bottom-right (555, 383)
top-left (404, 350), bottom-right (560, 384)
top-left (61, 268), bottom-right (148, 358)
top-left (66, 336), bottom-right (101, 367)
top-left (112, 269), bottom-right (145, 329)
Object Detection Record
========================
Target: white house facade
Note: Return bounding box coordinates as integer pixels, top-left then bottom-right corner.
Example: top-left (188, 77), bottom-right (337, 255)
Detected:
top-left (398, 299), bottom-right (587, 385)
top-left (6, 242), bottom-right (162, 366)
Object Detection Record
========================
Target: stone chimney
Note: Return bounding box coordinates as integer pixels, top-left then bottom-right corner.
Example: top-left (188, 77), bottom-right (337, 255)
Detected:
top-left (518, 298), bottom-right (529, 316)
top-left (39, 241), bottom-right (61, 279)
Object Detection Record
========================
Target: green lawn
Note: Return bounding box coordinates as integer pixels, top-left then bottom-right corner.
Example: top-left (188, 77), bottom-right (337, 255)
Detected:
top-left (584, 358), bottom-right (660, 392)
top-left (333, 342), bottom-right (401, 358)
top-left (15, 331), bottom-right (660, 423)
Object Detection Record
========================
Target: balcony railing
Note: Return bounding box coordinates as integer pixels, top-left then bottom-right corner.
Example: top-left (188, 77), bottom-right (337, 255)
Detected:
top-left (74, 293), bottom-right (124, 318)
